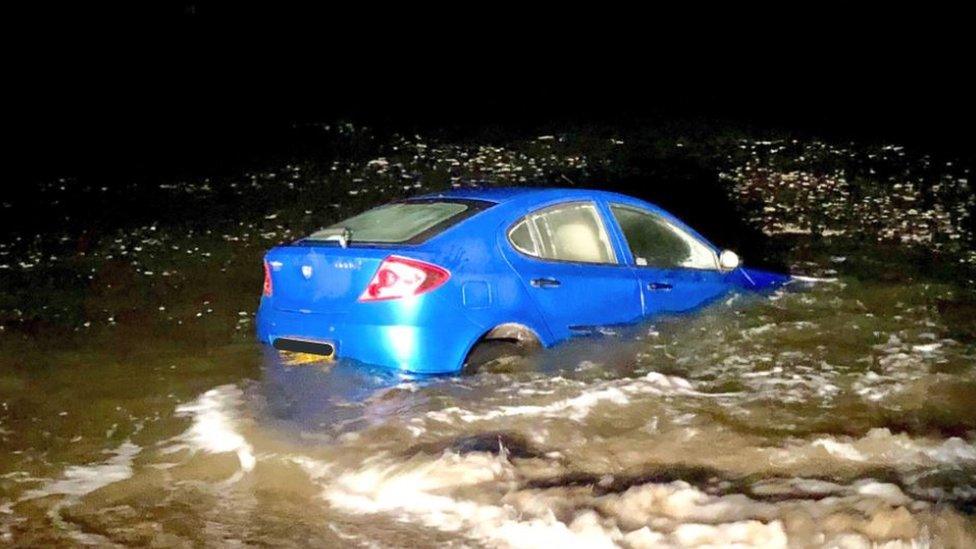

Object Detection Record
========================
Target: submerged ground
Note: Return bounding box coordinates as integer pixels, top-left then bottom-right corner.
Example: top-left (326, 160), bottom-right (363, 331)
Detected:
top-left (1, 122), bottom-right (974, 547)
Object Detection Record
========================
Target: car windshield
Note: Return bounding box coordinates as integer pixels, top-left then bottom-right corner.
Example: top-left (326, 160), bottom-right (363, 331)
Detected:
top-left (306, 200), bottom-right (476, 244)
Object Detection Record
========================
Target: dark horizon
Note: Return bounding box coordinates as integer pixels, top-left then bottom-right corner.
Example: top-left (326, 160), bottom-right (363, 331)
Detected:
top-left (12, 86), bottom-right (974, 182)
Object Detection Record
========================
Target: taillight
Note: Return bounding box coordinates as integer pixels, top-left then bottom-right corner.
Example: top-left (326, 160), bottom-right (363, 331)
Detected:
top-left (359, 256), bottom-right (450, 302)
top-left (263, 260), bottom-right (273, 297)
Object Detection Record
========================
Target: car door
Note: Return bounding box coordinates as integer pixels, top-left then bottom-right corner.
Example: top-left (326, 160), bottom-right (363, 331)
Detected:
top-left (607, 203), bottom-right (732, 317)
top-left (501, 201), bottom-right (642, 341)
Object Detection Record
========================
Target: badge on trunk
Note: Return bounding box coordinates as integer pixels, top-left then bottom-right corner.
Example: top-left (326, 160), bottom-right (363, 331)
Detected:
top-left (301, 265), bottom-right (313, 279)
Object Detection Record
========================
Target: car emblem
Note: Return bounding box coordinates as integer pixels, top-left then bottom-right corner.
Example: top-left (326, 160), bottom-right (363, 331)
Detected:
top-left (301, 265), bottom-right (313, 279)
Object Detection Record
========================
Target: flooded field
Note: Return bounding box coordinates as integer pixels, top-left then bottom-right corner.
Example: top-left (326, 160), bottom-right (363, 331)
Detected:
top-left (1, 123), bottom-right (974, 546)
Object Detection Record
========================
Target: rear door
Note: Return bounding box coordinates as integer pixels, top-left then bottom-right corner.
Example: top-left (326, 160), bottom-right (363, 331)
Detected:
top-left (501, 201), bottom-right (642, 340)
top-left (607, 204), bottom-right (732, 317)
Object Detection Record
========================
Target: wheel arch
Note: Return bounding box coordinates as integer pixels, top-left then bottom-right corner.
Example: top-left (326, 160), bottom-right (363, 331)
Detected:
top-left (459, 322), bottom-right (546, 372)
top-left (481, 322), bottom-right (544, 346)
top-left (461, 321), bottom-right (544, 364)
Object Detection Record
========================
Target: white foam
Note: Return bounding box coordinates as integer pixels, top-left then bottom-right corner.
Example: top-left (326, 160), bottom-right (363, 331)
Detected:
top-left (326, 452), bottom-right (514, 534)
top-left (428, 371), bottom-right (697, 424)
top-left (887, 431), bottom-right (976, 464)
top-left (812, 438), bottom-right (866, 461)
top-left (175, 385), bottom-right (256, 472)
top-left (795, 429), bottom-right (976, 468)
top-left (789, 275), bottom-right (839, 284)
top-left (854, 481), bottom-right (912, 506)
top-left (672, 521), bottom-right (788, 548)
top-left (911, 343), bottom-right (942, 353)
top-left (24, 440), bottom-right (140, 500)
top-left (325, 452), bottom-right (797, 548)
top-left (15, 440), bottom-right (142, 545)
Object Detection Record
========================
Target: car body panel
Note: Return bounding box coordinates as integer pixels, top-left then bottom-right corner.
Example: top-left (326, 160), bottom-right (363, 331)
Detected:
top-left (256, 187), bottom-right (790, 374)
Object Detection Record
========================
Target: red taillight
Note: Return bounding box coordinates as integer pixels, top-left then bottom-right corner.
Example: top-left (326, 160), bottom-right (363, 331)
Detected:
top-left (359, 256), bottom-right (450, 302)
top-left (263, 260), bottom-right (273, 297)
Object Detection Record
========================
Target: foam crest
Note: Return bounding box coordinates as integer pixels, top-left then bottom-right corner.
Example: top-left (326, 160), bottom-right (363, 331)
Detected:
top-left (793, 428), bottom-right (976, 467)
top-left (24, 441), bottom-right (140, 500)
top-left (175, 384), bottom-right (256, 471)
top-left (428, 371), bottom-right (697, 425)
top-left (324, 451), bottom-right (950, 548)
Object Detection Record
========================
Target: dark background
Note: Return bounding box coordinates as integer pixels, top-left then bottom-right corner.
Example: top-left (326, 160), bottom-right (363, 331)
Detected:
top-left (2, 4), bottom-right (974, 335)
top-left (8, 5), bottom-right (974, 186)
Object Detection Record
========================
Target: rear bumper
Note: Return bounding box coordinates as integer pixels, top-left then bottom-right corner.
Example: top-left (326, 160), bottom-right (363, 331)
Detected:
top-left (256, 299), bottom-right (482, 374)
top-left (272, 338), bottom-right (336, 357)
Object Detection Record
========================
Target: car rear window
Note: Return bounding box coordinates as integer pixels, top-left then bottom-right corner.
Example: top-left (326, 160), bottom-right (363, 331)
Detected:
top-left (306, 199), bottom-right (490, 244)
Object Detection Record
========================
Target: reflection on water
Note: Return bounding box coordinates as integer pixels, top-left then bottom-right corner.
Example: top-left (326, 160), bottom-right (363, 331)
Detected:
top-left (1, 125), bottom-right (974, 546)
top-left (258, 350), bottom-right (478, 444)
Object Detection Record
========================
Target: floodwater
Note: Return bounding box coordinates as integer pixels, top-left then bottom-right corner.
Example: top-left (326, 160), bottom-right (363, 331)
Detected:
top-left (1, 124), bottom-right (974, 547)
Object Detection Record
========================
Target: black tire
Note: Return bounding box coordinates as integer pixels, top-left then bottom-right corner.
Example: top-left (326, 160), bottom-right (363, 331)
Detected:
top-left (462, 340), bottom-right (532, 375)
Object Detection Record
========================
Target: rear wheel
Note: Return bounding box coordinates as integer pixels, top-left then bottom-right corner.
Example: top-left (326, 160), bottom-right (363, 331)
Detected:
top-left (462, 340), bottom-right (534, 375)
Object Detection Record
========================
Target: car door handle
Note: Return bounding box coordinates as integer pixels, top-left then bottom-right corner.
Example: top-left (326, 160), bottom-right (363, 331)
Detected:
top-left (530, 277), bottom-right (561, 288)
top-left (647, 282), bottom-right (673, 291)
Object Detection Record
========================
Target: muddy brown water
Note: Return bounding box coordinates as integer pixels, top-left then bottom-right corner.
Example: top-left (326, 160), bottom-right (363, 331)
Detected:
top-left (1, 127), bottom-right (974, 546)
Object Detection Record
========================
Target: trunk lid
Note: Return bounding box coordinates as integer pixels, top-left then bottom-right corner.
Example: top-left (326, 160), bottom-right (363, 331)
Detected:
top-left (265, 245), bottom-right (391, 314)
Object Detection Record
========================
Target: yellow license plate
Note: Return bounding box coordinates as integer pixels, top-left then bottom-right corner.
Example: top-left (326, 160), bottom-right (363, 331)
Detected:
top-left (278, 350), bottom-right (335, 366)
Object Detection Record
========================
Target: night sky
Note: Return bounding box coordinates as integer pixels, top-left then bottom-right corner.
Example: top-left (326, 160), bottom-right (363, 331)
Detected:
top-left (9, 5), bottom-right (974, 184)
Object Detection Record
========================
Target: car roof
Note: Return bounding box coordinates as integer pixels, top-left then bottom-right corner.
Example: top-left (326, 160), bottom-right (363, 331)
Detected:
top-left (414, 186), bottom-right (631, 205)
top-left (411, 186), bottom-right (718, 252)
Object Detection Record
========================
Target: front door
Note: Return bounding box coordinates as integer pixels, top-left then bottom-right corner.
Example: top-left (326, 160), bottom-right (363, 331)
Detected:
top-left (502, 201), bottom-right (642, 340)
top-left (608, 204), bottom-right (733, 317)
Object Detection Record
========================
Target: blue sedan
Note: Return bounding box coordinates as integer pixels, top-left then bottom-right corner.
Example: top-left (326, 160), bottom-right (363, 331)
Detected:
top-left (256, 188), bottom-right (788, 374)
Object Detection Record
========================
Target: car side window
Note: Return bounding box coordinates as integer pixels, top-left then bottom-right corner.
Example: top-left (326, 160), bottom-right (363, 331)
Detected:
top-left (610, 204), bottom-right (717, 270)
top-left (508, 219), bottom-right (537, 256)
top-left (508, 202), bottom-right (617, 264)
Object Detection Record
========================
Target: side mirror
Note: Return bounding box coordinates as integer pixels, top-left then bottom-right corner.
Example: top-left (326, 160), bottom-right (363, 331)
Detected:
top-left (719, 250), bottom-right (740, 271)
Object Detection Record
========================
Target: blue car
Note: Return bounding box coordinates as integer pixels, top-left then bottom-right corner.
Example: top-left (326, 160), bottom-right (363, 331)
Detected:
top-left (256, 187), bottom-right (787, 374)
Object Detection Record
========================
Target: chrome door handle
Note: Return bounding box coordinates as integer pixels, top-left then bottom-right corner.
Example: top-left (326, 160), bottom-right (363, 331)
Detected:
top-left (531, 277), bottom-right (561, 288)
top-left (647, 282), bottom-right (672, 291)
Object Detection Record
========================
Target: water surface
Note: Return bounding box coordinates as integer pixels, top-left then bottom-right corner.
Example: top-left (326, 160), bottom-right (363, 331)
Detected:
top-left (1, 125), bottom-right (973, 546)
